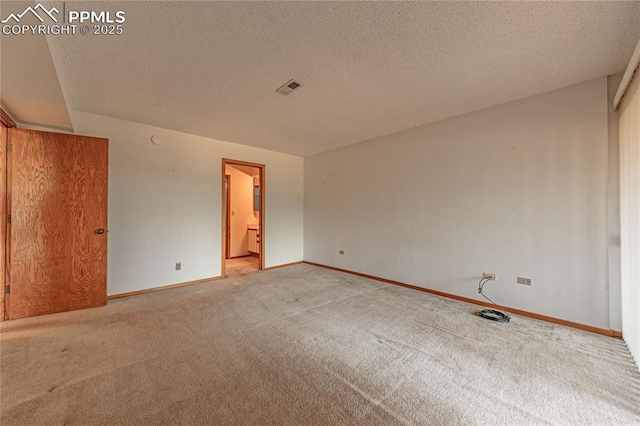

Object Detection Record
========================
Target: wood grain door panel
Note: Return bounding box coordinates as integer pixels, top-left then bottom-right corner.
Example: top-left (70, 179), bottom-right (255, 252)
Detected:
top-left (7, 128), bottom-right (108, 319)
top-left (68, 135), bottom-right (108, 310)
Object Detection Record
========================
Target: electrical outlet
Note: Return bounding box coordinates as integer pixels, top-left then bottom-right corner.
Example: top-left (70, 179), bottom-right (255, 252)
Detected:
top-left (483, 272), bottom-right (496, 281)
top-left (517, 277), bottom-right (532, 286)
top-left (175, 262), bottom-right (182, 271)
top-left (339, 250), bottom-right (344, 255)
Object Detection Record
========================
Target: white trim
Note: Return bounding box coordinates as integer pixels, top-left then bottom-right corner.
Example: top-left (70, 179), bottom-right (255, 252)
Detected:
top-left (614, 37), bottom-right (640, 111)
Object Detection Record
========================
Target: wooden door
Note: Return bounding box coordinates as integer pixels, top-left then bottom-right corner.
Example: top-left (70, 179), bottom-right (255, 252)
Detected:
top-left (6, 128), bottom-right (108, 319)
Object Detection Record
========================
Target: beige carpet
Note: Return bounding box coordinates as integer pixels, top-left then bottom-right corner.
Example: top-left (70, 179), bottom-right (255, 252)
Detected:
top-left (1, 264), bottom-right (639, 425)
top-left (225, 256), bottom-right (259, 277)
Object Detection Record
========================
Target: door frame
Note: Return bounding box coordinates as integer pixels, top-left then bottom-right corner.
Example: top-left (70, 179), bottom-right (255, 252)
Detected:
top-left (0, 108), bottom-right (16, 321)
top-left (225, 174), bottom-right (231, 260)
top-left (221, 158), bottom-right (265, 278)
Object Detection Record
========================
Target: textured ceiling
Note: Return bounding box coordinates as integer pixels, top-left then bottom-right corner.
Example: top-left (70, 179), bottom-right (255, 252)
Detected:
top-left (49, 1), bottom-right (640, 156)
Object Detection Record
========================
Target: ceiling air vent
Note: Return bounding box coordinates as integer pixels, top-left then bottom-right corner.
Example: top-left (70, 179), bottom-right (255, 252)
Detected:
top-left (276, 79), bottom-right (303, 95)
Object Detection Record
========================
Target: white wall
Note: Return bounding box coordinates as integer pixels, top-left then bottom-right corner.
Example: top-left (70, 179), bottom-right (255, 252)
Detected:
top-left (305, 78), bottom-right (612, 329)
top-left (226, 165), bottom-right (256, 257)
top-left (607, 73), bottom-right (623, 332)
top-left (74, 112), bottom-right (304, 296)
top-left (618, 68), bottom-right (640, 368)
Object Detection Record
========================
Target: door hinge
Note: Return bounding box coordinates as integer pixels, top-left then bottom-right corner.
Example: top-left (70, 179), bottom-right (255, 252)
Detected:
top-left (7, 144), bottom-right (11, 154)
top-left (6, 214), bottom-right (10, 224)
top-left (5, 285), bottom-right (9, 294)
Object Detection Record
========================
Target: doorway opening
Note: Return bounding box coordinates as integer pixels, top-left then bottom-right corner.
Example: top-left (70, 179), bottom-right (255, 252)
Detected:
top-left (222, 159), bottom-right (265, 278)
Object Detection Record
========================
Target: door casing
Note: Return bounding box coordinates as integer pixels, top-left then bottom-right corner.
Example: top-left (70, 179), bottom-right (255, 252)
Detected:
top-left (221, 158), bottom-right (265, 277)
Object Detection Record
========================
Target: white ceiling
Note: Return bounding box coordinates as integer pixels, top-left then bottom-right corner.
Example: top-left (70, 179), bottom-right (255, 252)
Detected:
top-left (0, 1), bottom-right (72, 130)
top-left (12, 1), bottom-right (640, 156)
top-left (227, 164), bottom-right (260, 178)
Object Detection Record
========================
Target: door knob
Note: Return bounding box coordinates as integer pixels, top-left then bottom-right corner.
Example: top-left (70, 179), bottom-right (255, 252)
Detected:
top-left (95, 228), bottom-right (105, 234)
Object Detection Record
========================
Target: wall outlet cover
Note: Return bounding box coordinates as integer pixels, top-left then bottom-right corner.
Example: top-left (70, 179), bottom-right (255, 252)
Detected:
top-left (483, 272), bottom-right (496, 280)
top-left (517, 277), bottom-right (532, 285)
top-left (175, 262), bottom-right (182, 271)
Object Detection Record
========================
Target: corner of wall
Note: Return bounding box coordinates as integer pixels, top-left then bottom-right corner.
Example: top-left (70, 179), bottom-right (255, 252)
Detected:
top-left (607, 73), bottom-right (624, 332)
